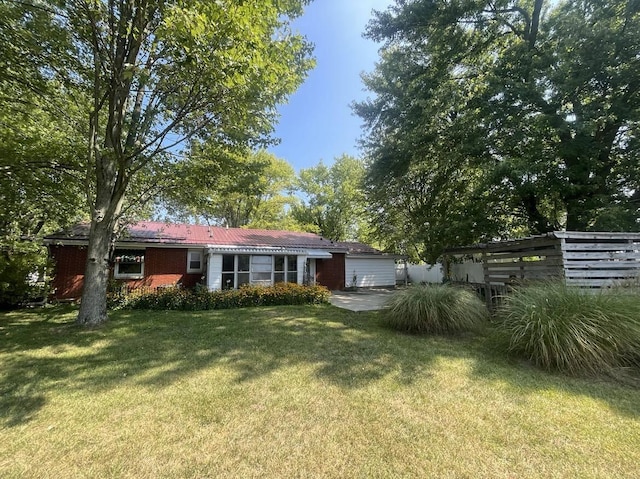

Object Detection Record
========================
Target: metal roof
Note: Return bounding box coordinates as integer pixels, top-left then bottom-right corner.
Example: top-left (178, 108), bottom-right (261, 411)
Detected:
top-left (45, 221), bottom-right (350, 251)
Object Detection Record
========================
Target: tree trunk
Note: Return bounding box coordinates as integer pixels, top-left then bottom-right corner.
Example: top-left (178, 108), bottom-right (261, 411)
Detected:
top-left (76, 155), bottom-right (126, 326)
top-left (522, 191), bottom-right (555, 234)
top-left (528, 0), bottom-right (544, 49)
top-left (565, 198), bottom-right (591, 231)
top-left (76, 215), bottom-right (116, 325)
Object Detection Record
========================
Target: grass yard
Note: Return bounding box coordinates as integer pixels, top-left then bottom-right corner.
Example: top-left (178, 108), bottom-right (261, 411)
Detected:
top-left (1, 305), bottom-right (639, 478)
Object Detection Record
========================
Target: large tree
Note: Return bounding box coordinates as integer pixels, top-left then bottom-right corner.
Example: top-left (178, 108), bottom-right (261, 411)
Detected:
top-left (292, 155), bottom-right (369, 241)
top-left (2, 0), bottom-right (313, 325)
top-left (161, 147), bottom-right (301, 230)
top-left (356, 0), bottom-right (640, 262)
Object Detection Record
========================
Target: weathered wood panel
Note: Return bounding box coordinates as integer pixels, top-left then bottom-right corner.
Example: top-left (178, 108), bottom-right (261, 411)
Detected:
top-left (565, 278), bottom-right (633, 288)
top-left (485, 251), bottom-right (561, 260)
top-left (563, 260), bottom-right (640, 269)
top-left (560, 233), bottom-right (640, 289)
top-left (555, 231), bottom-right (640, 240)
top-left (485, 261), bottom-right (564, 270)
top-left (562, 252), bottom-right (640, 260)
top-left (484, 239), bottom-right (560, 254)
top-left (483, 237), bottom-right (564, 287)
top-left (565, 269), bottom-right (638, 279)
top-left (562, 242), bottom-right (640, 251)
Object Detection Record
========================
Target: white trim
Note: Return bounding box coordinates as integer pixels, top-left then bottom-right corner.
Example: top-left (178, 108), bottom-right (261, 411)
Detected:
top-left (113, 248), bottom-right (145, 279)
top-left (44, 239), bottom-right (347, 257)
top-left (346, 254), bottom-right (399, 259)
top-left (305, 249), bottom-right (333, 259)
top-left (296, 256), bottom-right (306, 285)
top-left (216, 253), bottom-right (301, 289)
top-left (206, 245), bottom-right (309, 255)
top-left (207, 253), bottom-right (223, 291)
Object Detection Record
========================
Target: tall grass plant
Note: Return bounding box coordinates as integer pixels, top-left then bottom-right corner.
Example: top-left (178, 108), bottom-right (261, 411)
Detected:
top-left (383, 284), bottom-right (488, 334)
top-left (496, 282), bottom-right (640, 375)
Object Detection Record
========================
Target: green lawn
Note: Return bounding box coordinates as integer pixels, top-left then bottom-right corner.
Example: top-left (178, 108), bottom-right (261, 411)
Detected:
top-left (1, 305), bottom-right (639, 478)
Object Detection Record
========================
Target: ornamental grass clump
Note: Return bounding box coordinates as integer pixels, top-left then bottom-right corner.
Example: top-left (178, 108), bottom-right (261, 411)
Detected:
top-left (496, 282), bottom-right (640, 376)
top-left (382, 284), bottom-right (488, 334)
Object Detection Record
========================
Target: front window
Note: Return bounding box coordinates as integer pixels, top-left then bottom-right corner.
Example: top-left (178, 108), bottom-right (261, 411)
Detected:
top-left (114, 249), bottom-right (145, 279)
top-left (274, 255), bottom-right (285, 283)
top-left (221, 254), bottom-right (298, 288)
top-left (251, 255), bottom-right (272, 285)
top-left (238, 255), bottom-right (250, 287)
top-left (287, 255), bottom-right (298, 283)
top-left (187, 250), bottom-right (203, 273)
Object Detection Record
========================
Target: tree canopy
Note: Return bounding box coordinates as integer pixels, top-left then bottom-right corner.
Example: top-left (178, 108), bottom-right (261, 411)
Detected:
top-left (161, 147), bottom-right (301, 230)
top-left (292, 155), bottom-right (369, 242)
top-left (356, 0), bottom-right (640, 262)
top-left (0, 2), bottom-right (89, 306)
top-left (0, 88), bottom-right (87, 307)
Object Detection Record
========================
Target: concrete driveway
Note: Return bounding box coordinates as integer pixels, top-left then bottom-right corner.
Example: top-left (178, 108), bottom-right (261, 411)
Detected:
top-left (329, 288), bottom-right (396, 312)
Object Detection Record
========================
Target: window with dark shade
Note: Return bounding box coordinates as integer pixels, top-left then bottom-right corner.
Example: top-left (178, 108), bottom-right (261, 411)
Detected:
top-left (113, 249), bottom-right (145, 279)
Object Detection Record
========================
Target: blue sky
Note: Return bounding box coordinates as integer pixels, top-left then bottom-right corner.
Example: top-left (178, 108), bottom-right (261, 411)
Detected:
top-left (268, 0), bottom-right (393, 172)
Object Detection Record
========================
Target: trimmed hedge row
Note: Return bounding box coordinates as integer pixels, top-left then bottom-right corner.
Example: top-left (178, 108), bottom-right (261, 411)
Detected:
top-left (109, 283), bottom-right (330, 311)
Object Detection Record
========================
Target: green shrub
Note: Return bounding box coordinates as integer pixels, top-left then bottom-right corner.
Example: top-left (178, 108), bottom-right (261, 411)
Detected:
top-left (496, 282), bottom-right (640, 375)
top-left (0, 243), bottom-right (50, 309)
top-left (382, 284), bottom-right (488, 334)
top-left (110, 283), bottom-right (331, 311)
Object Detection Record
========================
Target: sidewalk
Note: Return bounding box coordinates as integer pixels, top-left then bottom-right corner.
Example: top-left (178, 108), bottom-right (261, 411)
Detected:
top-left (329, 288), bottom-right (395, 312)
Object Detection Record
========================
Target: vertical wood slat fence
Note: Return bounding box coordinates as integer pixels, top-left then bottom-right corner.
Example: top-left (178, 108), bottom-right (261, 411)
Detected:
top-left (444, 232), bottom-right (640, 311)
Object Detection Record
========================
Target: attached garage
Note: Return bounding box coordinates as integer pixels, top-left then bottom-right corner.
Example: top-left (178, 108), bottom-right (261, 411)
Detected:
top-left (340, 240), bottom-right (398, 288)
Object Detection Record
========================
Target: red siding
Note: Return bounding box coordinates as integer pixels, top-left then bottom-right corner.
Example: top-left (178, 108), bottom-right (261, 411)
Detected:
top-left (316, 253), bottom-right (345, 290)
top-left (50, 246), bottom-right (203, 299)
top-left (50, 245), bottom-right (87, 299)
top-left (124, 248), bottom-right (202, 290)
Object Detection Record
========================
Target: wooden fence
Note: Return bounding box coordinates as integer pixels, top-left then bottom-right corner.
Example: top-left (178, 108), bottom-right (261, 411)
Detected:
top-left (557, 232), bottom-right (640, 288)
top-left (444, 232), bottom-right (640, 310)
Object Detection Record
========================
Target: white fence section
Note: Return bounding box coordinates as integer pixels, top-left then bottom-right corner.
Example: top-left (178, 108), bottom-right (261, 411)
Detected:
top-left (449, 262), bottom-right (485, 284)
top-left (396, 263), bottom-right (444, 284)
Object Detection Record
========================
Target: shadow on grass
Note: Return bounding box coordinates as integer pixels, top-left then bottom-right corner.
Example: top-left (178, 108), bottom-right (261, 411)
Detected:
top-left (1, 304), bottom-right (639, 427)
top-left (470, 333), bottom-right (640, 419)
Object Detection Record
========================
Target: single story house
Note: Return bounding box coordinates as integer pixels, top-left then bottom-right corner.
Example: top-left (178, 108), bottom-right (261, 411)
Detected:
top-left (44, 221), bottom-right (397, 299)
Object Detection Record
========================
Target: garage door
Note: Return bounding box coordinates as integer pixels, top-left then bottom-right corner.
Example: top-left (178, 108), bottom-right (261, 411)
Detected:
top-left (345, 257), bottom-right (396, 288)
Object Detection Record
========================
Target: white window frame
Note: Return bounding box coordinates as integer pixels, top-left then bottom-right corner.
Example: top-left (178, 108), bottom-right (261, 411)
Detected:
top-left (187, 249), bottom-right (203, 274)
top-left (114, 251), bottom-right (145, 279)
